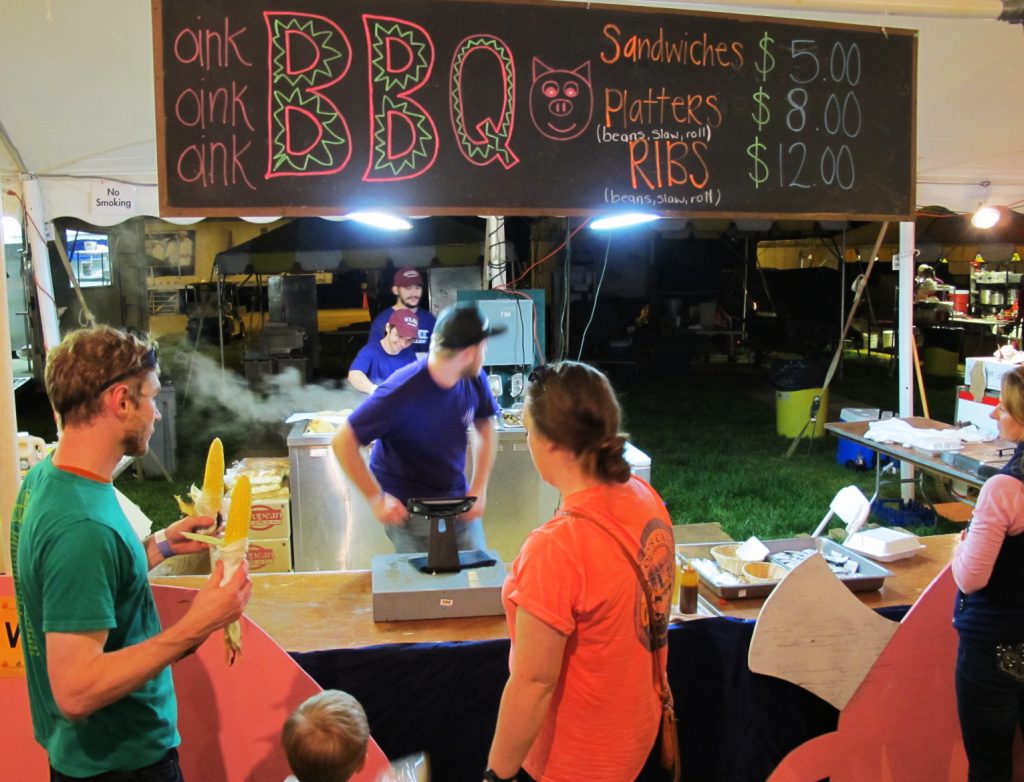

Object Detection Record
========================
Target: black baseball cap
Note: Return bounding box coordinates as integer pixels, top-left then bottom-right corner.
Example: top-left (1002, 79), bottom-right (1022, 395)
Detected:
top-left (434, 303), bottom-right (507, 349)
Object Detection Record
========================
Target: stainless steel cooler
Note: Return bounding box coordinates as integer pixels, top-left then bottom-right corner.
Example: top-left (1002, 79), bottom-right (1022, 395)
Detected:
top-left (483, 430), bottom-right (652, 562)
top-left (484, 427), bottom-right (561, 562)
top-left (287, 421), bottom-right (390, 571)
top-left (287, 419), bottom-right (654, 570)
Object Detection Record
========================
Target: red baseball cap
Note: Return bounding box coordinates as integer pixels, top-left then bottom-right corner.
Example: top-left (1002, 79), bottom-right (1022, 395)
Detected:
top-left (387, 308), bottom-right (419, 340)
top-left (393, 267), bottom-right (424, 287)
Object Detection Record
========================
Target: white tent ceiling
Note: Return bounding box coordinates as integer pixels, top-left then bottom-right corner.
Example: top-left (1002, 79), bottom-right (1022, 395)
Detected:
top-left (1, 0), bottom-right (1022, 572)
top-left (1, 0), bottom-right (1023, 221)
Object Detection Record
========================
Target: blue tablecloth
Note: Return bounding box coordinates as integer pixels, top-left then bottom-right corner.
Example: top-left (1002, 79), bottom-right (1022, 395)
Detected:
top-left (293, 607), bottom-right (909, 781)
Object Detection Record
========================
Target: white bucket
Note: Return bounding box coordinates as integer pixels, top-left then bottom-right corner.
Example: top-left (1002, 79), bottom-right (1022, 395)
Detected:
top-left (17, 432), bottom-right (46, 473)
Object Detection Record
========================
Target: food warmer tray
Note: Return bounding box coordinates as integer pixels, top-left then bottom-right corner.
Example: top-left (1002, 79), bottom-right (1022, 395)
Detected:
top-left (680, 536), bottom-right (893, 600)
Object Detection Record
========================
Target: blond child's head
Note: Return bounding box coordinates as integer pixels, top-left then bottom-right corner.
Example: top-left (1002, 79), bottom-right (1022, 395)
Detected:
top-left (283, 690), bottom-right (369, 782)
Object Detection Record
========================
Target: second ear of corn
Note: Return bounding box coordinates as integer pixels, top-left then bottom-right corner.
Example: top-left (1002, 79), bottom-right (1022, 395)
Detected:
top-left (223, 474), bottom-right (251, 545)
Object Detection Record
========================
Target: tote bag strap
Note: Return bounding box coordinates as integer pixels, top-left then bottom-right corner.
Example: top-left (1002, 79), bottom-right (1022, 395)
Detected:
top-left (559, 510), bottom-right (673, 707)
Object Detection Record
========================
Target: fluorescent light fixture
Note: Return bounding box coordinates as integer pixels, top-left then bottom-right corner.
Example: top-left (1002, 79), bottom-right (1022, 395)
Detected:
top-left (1, 215), bottom-right (23, 243)
top-left (971, 205), bottom-right (1001, 230)
top-left (347, 211), bottom-right (412, 230)
top-left (240, 216), bottom-right (283, 224)
top-left (161, 216), bottom-right (204, 226)
top-left (590, 213), bottom-right (661, 231)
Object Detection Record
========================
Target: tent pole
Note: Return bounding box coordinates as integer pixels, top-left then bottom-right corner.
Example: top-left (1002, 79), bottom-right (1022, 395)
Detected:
top-left (898, 221), bottom-right (916, 501)
top-left (741, 238), bottom-right (749, 345)
top-left (216, 273), bottom-right (226, 394)
top-left (839, 231), bottom-right (846, 380)
top-left (485, 216), bottom-right (507, 290)
top-left (23, 178), bottom-right (59, 355)
top-left (564, 218), bottom-right (572, 360)
top-left (0, 231), bottom-right (20, 574)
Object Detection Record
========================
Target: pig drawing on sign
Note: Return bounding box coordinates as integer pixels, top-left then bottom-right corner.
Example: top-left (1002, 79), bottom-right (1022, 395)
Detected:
top-left (529, 59), bottom-right (593, 141)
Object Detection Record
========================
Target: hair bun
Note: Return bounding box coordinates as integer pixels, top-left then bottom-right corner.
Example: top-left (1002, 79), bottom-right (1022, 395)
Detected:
top-left (596, 435), bottom-right (630, 483)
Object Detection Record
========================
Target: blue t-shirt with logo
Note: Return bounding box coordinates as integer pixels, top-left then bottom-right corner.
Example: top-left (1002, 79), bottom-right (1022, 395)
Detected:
top-left (347, 359), bottom-right (499, 503)
top-left (368, 307), bottom-right (436, 354)
top-left (349, 339), bottom-right (416, 386)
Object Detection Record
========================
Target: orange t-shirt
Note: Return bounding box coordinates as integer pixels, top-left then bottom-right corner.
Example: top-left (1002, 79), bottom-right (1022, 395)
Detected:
top-left (502, 476), bottom-right (674, 782)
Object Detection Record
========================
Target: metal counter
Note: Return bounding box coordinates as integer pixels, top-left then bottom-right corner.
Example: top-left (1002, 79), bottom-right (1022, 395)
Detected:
top-left (484, 427), bottom-right (561, 562)
top-left (288, 420), bottom-right (652, 570)
top-left (287, 422), bottom-right (390, 572)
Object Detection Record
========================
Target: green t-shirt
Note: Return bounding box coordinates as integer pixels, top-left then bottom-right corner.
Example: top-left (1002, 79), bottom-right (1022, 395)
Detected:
top-left (11, 458), bottom-right (179, 776)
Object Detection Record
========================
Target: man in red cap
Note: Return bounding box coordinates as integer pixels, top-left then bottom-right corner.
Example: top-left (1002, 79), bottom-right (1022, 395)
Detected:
top-left (347, 309), bottom-right (419, 394)
top-left (366, 267), bottom-right (435, 355)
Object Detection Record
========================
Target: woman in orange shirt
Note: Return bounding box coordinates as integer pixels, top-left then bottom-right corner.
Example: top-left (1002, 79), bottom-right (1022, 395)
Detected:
top-left (484, 362), bottom-right (675, 782)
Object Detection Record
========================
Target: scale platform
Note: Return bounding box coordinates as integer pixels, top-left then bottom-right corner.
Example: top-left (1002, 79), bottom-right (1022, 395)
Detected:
top-left (371, 549), bottom-right (507, 622)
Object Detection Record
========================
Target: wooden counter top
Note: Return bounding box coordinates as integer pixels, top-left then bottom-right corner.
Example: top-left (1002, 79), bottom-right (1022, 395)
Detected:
top-left (153, 531), bottom-right (957, 650)
top-left (152, 569), bottom-right (508, 653)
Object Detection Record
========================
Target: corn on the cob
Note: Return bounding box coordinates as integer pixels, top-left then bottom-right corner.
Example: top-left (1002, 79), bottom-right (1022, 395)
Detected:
top-left (179, 474), bottom-right (251, 665)
top-left (224, 474), bottom-right (251, 544)
top-left (175, 438), bottom-right (224, 522)
top-left (220, 474), bottom-right (251, 665)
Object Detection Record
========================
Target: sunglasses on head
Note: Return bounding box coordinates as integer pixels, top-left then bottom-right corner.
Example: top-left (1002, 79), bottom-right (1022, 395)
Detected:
top-left (98, 348), bottom-right (158, 394)
top-left (528, 363), bottom-right (552, 385)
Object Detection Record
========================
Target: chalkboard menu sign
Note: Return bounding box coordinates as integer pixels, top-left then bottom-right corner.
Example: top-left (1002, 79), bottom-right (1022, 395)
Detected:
top-left (154, 0), bottom-right (916, 219)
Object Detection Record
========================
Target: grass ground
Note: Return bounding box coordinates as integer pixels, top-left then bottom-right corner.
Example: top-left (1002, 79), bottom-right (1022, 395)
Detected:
top-left (619, 354), bottom-right (963, 540)
top-left (13, 341), bottom-right (967, 539)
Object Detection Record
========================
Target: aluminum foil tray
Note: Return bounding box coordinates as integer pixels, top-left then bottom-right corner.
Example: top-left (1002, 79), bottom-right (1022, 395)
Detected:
top-left (679, 536), bottom-right (892, 600)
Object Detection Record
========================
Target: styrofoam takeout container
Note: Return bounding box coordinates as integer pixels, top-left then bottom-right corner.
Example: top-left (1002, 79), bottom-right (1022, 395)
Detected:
top-left (844, 527), bottom-right (925, 562)
top-left (909, 431), bottom-right (962, 454)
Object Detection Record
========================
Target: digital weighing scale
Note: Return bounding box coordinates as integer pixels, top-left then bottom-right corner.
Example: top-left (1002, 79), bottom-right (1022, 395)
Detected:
top-left (371, 497), bottom-right (508, 622)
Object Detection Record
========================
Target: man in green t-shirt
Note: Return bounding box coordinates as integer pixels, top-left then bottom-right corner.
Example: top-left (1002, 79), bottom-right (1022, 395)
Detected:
top-left (10, 326), bottom-right (252, 781)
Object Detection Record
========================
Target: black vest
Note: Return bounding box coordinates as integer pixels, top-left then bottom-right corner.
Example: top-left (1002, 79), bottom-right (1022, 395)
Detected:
top-left (954, 443), bottom-right (1024, 643)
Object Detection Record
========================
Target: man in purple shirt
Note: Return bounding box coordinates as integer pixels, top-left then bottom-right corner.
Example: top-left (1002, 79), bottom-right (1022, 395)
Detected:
top-left (332, 303), bottom-right (505, 553)
top-left (367, 267), bottom-right (436, 354)
top-left (347, 309), bottom-right (419, 395)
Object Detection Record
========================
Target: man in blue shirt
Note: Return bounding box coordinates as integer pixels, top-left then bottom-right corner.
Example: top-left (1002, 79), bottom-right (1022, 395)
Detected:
top-left (347, 309), bottom-right (419, 395)
top-left (367, 267), bottom-right (436, 354)
top-left (332, 303), bottom-right (505, 553)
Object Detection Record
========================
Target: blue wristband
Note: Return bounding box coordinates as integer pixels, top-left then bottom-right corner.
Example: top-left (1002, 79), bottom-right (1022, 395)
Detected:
top-left (154, 529), bottom-right (175, 559)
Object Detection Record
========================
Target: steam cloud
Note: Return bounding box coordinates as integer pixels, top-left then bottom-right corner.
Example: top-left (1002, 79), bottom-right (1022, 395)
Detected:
top-left (166, 349), bottom-right (366, 423)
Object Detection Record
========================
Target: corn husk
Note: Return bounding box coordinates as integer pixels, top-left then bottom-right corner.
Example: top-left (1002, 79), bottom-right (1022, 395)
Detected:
top-left (214, 538), bottom-right (248, 664)
top-left (175, 438), bottom-right (224, 523)
top-left (218, 475), bottom-right (250, 664)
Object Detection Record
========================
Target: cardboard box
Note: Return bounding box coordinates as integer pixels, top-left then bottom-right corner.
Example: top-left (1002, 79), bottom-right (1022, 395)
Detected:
top-left (247, 538), bottom-right (292, 573)
top-left (247, 490), bottom-right (291, 540)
